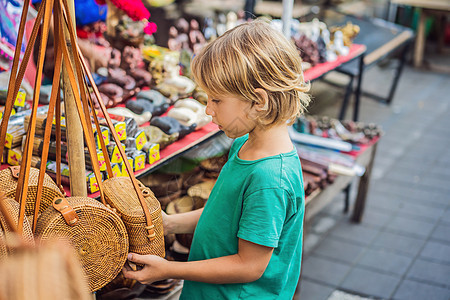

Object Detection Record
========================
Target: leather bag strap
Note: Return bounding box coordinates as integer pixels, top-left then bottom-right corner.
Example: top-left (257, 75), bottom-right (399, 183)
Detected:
top-left (32, 2), bottom-right (65, 232)
top-left (16, 0), bottom-right (55, 234)
top-left (61, 0), bottom-right (155, 240)
top-left (0, 0), bottom-right (46, 165)
top-left (53, 0), bottom-right (106, 204)
top-left (52, 197), bottom-right (79, 226)
top-left (56, 91), bottom-right (63, 190)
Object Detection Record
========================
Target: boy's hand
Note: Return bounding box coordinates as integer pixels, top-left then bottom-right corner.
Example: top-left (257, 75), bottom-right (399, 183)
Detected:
top-left (161, 210), bottom-right (171, 235)
top-left (122, 253), bottom-right (170, 284)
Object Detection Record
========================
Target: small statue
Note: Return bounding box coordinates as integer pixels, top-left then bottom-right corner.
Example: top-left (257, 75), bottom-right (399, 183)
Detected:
top-left (293, 34), bottom-right (321, 66)
top-left (321, 29), bottom-right (337, 62)
top-left (120, 46), bottom-right (145, 70)
top-left (203, 17), bottom-right (217, 41)
top-left (189, 19), bottom-right (206, 55)
top-left (168, 98), bottom-right (212, 129)
top-left (216, 13), bottom-right (227, 36)
top-left (175, 18), bottom-right (190, 50)
top-left (120, 46), bottom-right (152, 87)
top-left (330, 22), bottom-right (360, 47)
top-left (156, 52), bottom-right (196, 99)
top-left (236, 10), bottom-right (246, 25)
top-left (108, 48), bottom-right (122, 69)
top-left (331, 30), bottom-right (349, 56)
top-left (226, 11), bottom-right (238, 31)
top-left (168, 26), bottom-right (182, 51)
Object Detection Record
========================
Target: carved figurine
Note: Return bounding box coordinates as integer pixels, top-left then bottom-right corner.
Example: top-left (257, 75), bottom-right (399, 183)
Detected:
top-left (168, 98), bottom-right (212, 129)
top-left (216, 13), bottom-right (227, 36)
top-left (331, 30), bottom-right (349, 56)
top-left (188, 19), bottom-right (206, 55)
top-left (330, 22), bottom-right (360, 47)
top-left (120, 46), bottom-right (152, 87)
top-left (156, 52), bottom-right (196, 99)
top-left (203, 17), bottom-right (217, 41)
top-left (175, 18), bottom-right (190, 50)
top-left (168, 26), bottom-right (183, 51)
top-left (226, 11), bottom-right (237, 31)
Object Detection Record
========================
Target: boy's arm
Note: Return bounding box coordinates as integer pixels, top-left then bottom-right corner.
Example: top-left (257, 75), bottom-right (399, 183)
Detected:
top-left (163, 208), bottom-right (203, 235)
top-left (123, 238), bottom-right (274, 284)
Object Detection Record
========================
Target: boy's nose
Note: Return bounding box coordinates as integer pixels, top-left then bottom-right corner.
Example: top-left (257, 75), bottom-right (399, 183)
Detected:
top-left (205, 103), bottom-right (215, 117)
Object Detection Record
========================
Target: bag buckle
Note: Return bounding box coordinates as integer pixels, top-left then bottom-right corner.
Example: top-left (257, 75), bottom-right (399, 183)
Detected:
top-left (9, 166), bottom-right (20, 179)
top-left (52, 197), bottom-right (79, 226)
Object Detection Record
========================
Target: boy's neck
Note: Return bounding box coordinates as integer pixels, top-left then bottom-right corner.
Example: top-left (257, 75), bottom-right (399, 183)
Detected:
top-left (238, 124), bottom-right (293, 161)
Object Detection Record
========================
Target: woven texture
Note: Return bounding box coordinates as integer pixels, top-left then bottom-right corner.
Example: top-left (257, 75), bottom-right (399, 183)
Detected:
top-left (0, 198), bottom-right (35, 249)
top-left (35, 197), bottom-right (129, 292)
top-left (0, 167), bottom-right (63, 216)
top-left (103, 177), bottom-right (165, 257)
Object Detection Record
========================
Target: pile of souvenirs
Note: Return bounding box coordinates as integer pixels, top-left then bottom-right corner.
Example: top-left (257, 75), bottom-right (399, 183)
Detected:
top-left (270, 18), bottom-right (360, 69)
top-left (291, 115), bottom-right (382, 196)
top-left (1, 3), bottom-right (365, 297)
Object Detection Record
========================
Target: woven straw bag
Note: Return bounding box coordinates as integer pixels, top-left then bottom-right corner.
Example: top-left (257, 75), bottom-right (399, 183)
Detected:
top-left (103, 178), bottom-right (165, 257)
top-left (35, 196), bottom-right (129, 292)
top-left (0, 197), bottom-right (35, 247)
top-left (0, 0), bottom-right (128, 294)
top-left (0, 166), bottom-right (64, 216)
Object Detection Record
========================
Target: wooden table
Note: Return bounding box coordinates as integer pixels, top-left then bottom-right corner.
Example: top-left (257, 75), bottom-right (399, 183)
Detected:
top-left (303, 9), bottom-right (414, 114)
top-left (304, 138), bottom-right (378, 224)
top-left (392, 0), bottom-right (450, 68)
top-left (304, 43), bottom-right (367, 121)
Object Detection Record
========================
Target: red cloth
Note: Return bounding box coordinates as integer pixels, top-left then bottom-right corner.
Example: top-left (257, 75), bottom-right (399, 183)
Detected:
top-left (95, 0), bottom-right (150, 21)
top-left (76, 27), bottom-right (104, 39)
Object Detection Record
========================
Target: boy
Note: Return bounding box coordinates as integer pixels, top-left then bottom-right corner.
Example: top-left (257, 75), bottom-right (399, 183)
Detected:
top-left (123, 19), bottom-right (311, 299)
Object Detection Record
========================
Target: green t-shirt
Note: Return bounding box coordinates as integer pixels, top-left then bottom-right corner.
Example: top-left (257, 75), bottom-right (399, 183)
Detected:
top-left (180, 135), bottom-right (305, 300)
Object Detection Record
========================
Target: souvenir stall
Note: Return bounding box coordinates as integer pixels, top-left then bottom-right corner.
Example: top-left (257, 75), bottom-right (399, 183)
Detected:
top-left (0, 0), bottom-right (382, 299)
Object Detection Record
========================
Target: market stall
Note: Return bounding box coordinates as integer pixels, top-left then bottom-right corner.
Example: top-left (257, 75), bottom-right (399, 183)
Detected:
top-left (0, 1), bottom-right (383, 299)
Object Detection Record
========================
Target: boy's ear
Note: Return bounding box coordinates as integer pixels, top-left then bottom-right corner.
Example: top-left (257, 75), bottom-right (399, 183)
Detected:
top-left (254, 88), bottom-right (269, 112)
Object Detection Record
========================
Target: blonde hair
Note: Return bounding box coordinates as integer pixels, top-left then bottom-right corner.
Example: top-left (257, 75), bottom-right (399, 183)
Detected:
top-left (191, 19), bottom-right (311, 127)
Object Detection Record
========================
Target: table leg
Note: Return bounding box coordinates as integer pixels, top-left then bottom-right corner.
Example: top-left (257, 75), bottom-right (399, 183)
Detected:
top-left (244, 0), bottom-right (257, 20)
top-left (338, 75), bottom-right (354, 120)
top-left (351, 142), bottom-right (378, 223)
top-left (414, 8), bottom-right (426, 68)
top-left (353, 54), bottom-right (365, 121)
top-left (387, 42), bottom-right (410, 104)
top-left (343, 183), bottom-right (351, 213)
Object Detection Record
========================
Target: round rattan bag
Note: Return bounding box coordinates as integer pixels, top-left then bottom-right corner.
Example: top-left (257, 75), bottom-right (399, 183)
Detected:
top-left (0, 166), bottom-right (64, 216)
top-left (0, 197), bottom-right (35, 251)
top-left (35, 197), bottom-right (129, 292)
top-left (103, 177), bottom-right (165, 257)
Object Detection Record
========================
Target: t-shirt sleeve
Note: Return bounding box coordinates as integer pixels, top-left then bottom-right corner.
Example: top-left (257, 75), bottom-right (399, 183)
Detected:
top-left (237, 188), bottom-right (291, 248)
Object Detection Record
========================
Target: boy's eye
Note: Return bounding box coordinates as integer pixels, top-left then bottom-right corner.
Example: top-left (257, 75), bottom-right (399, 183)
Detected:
top-left (211, 99), bottom-right (220, 103)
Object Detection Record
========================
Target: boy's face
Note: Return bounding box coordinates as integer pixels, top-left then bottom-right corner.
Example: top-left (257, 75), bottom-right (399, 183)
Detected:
top-left (205, 94), bottom-right (257, 139)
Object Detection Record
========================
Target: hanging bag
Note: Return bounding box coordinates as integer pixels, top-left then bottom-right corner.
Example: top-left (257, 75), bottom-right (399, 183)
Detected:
top-left (35, 196), bottom-right (129, 292)
top-left (0, 194), bottom-right (92, 300)
top-left (67, 8), bottom-right (165, 257)
top-left (0, 166), bottom-right (64, 216)
top-left (0, 192), bottom-right (35, 255)
top-left (0, 0), bottom-right (129, 292)
top-left (33, 0), bottom-right (130, 291)
top-left (0, 0), bottom-right (64, 218)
